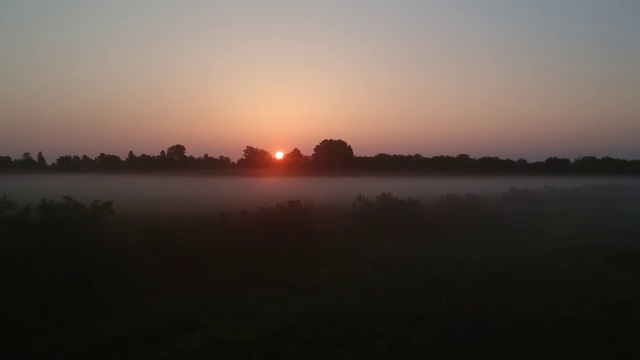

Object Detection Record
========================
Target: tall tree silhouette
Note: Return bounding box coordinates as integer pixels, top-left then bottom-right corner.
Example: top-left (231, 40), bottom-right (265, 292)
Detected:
top-left (37, 151), bottom-right (47, 168)
top-left (125, 151), bottom-right (138, 171)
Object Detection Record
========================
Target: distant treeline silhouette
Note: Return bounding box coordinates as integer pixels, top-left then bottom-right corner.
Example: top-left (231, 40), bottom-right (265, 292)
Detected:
top-left (1, 139), bottom-right (639, 174)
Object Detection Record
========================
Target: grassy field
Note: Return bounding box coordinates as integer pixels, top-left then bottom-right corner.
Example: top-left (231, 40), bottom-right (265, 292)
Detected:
top-left (2, 185), bottom-right (640, 359)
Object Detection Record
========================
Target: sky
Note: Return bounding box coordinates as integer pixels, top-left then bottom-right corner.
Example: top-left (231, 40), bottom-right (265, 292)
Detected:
top-left (1, 0), bottom-right (639, 161)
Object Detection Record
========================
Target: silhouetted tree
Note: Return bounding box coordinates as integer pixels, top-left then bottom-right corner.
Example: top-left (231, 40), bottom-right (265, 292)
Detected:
top-left (136, 154), bottom-right (155, 171)
top-left (544, 157), bottom-right (572, 174)
top-left (96, 153), bottom-right (123, 172)
top-left (428, 155), bottom-right (458, 173)
top-left (2, 142), bottom-right (640, 175)
top-left (187, 155), bottom-right (197, 169)
top-left (218, 155), bottom-right (232, 167)
top-left (37, 151), bottom-right (48, 169)
top-left (312, 139), bottom-right (354, 169)
top-left (54, 155), bottom-right (84, 172)
top-left (454, 154), bottom-right (475, 172)
top-left (194, 154), bottom-right (232, 170)
top-left (167, 144), bottom-right (187, 161)
top-left (81, 155), bottom-right (98, 172)
top-left (283, 148), bottom-right (306, 167)
top-left (126, 151), bottom-right (138, 169)
top-left (165, 144), bottom-right (188, 169)
top-left (477, 156), bottom-right (507, 173)
top-left (0, 155), bottom-right (12, 171)
top-left (56, 155), bottom-right (78, 171)
top-left (237, 146), bottom-right (273, 168)
top-left (14, 152), bottom-right (38, 171)
top-left (516, 158), bottom-right (529, 172)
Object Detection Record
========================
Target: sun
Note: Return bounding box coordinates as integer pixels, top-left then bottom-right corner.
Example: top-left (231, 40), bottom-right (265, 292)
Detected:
top-left (275, 151), bottom-right (284, 160)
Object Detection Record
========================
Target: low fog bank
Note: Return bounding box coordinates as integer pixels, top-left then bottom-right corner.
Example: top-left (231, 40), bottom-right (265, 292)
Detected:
top-left (2, 174), bottom-right (640, 215)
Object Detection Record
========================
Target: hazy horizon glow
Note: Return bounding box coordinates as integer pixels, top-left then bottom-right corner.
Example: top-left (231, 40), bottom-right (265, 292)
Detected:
top-left (1, 0), bottom-right (639, 161)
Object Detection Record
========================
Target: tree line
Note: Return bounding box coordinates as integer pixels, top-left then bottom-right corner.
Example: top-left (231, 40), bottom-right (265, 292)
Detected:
top-left (1, 139), bottom-right (639, 174)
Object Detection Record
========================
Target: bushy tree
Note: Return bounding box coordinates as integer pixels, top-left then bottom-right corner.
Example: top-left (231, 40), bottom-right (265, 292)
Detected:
top-left (165, 144), bottom-right (188, 169)
top-left (167, 144), bottom-right (187, 161)
top-left (96, 153), bottom-right (123, 172)
top-left (284, 148), bottom-right (307, 167)
top-left (56, 155), bottom-right (81, 171)
top-left (81, 155), bottom-right (98, 172)
top-left (312, 139), bottom-right (354, 169)
top-left (0, 156), bottom-right (12, 170)
top-left (237, 146), bottom-right (272, 168)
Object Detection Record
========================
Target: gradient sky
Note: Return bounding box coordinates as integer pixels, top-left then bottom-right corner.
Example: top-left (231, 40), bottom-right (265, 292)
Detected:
top-left (1, 0), bottom-right (639, 161)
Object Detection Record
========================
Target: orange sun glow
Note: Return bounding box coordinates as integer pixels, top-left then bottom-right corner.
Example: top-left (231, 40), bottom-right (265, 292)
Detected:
top-left (275, 151), bottom-right (284, 160)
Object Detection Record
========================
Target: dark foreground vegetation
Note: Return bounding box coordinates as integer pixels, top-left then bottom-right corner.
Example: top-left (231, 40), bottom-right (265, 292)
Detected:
top-left (2, 186), bottom-right (640, 358)
top-left (2, 139), bottom-right (640, 175)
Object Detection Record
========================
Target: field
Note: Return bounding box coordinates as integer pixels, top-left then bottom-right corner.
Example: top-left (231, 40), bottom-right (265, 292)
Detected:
top-left (2, 185), bottom-right (640, 358)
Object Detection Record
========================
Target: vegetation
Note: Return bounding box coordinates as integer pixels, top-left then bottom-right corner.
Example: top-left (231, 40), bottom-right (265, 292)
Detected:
top-left (2, 186), bottom-right (640, 358)
top-left (2, 139), bottom-right (640, 174)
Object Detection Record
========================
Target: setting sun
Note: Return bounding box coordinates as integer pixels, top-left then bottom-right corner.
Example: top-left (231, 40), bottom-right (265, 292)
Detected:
top-left (275, 151), bottom-right (284, 160)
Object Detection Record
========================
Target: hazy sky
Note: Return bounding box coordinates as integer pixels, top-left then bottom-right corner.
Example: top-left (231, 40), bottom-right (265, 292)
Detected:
top-left (1, 0), bottom-right (639, 161)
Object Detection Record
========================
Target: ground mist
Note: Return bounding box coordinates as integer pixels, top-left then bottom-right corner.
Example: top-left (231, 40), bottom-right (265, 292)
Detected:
top-left (1, 185), bottom-right (640, 359)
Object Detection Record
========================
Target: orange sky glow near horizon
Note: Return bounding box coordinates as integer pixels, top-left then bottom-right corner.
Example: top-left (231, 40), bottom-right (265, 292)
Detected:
top-left (1, 1), bottom-right (639, 161)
